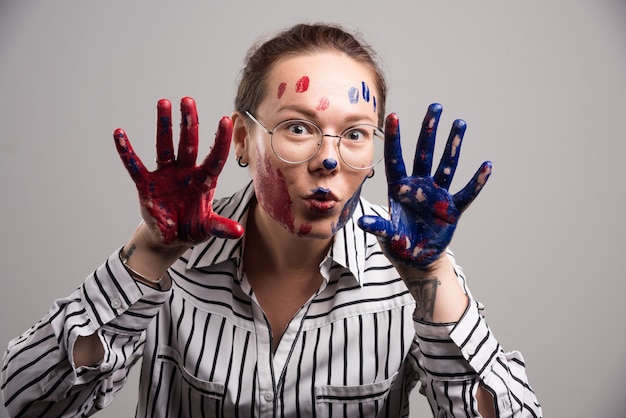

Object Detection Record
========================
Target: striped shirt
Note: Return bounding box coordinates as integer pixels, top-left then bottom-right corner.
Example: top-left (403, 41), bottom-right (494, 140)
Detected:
top-left (1, 182), bottom-right (542, 417)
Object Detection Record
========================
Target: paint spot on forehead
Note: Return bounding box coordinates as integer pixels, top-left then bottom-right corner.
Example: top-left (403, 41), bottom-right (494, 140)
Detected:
top-left (362, 82), bottom-right (370, 103)
top-left (277, 82), bottom-right (287, 99)
top-left (316, 97), bottom-right (330, 111)
top-left (348, 87), bottom-right (359, 104)
top-left (295, 76), bottom-right (310, 93)
top-left (373, 96), bottom-right (377, 113)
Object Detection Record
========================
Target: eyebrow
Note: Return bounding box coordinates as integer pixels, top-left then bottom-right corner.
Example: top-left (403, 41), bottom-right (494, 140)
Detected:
top-left (274, 105), bottom-right (377, 126)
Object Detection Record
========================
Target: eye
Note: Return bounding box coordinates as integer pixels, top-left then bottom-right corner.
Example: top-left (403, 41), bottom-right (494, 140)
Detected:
top-left (343, 126), bottom-right (371, 143)
top-left (288, 123), bottom-right (309, 135)
top-left (278, 120), bottom-right (318, 140)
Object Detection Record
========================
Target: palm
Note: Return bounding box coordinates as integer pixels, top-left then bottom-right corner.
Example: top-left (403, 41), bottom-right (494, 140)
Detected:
top-left (113, 97), bottom-right (243, 245)
top-left (359, 104), bottom-right (492, 268)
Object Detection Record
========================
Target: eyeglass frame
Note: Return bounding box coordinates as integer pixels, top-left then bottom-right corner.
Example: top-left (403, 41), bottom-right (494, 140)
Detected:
top-left (244, 110), bottom-right (384, 170)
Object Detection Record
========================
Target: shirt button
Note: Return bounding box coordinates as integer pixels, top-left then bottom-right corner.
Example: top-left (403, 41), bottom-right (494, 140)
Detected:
top-left (462, 345), bottom-right (475, 357)
top-left (500, 398), bottom-right (511, 410)
top-left (111, 298), bottom-right (121, 309)
top-left (100, 362), bottom-right (112, 372)
top-left (263, 392), bottom-right (274, 402)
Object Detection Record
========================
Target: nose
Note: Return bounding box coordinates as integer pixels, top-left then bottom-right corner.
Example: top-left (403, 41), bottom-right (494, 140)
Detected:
top-left (323, 158), bottom-right (338, 170)
top-left (312, 134), bottom-right (342, 171)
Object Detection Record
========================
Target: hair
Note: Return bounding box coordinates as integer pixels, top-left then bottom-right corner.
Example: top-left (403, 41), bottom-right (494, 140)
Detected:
top-left (235, 23), bottom-right (388, 127)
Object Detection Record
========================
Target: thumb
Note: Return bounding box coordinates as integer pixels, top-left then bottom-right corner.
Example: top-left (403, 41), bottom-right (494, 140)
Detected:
top-left (357, 215), bottom-right (392, 238)
top-left (206, 214), bottom-right (245, 240)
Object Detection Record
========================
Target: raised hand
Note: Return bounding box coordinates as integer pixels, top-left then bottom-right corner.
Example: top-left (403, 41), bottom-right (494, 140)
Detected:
top-left (114, 97), bottom-right (244, 246)
top-left (358, 104), bottom-right (492, 269)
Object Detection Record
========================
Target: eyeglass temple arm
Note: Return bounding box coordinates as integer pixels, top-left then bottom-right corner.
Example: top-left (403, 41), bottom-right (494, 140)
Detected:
top-left (244, 111), bottom-right (272, 135)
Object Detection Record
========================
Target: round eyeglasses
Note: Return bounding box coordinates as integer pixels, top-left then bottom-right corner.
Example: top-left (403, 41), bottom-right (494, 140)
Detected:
top-left (245, 111), bottom-right (384, 170)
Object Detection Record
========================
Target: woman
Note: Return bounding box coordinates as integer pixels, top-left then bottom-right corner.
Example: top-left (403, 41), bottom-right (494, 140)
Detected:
top-left (1, 23), bottom-right (541, 417)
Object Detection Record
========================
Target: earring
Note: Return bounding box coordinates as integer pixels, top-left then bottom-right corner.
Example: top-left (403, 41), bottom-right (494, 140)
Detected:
top-left (367, 169), bottom-right (375, 178)
top-left (237, 156), bottom-right (249, 168)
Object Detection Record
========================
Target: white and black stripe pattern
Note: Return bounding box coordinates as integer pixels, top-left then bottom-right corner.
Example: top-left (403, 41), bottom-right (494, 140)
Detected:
top-left (2, 183), bottom-right (542, 417)
top-left (1, 251), bottom-right (169, 417)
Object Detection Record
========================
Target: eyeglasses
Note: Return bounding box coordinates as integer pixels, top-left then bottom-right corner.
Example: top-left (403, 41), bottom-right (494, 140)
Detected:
top-left (245, 111), bottom-right (384, 170)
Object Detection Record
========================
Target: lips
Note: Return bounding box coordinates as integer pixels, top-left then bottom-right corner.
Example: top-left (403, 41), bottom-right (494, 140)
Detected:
top-left (305, 188), bottom-right (338, 214)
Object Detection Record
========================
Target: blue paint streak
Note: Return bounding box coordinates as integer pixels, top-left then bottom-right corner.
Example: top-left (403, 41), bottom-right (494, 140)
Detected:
top-left (362, 82), bottom-right (370, 102)
top-left (348, 87), bottom-right (359, 104)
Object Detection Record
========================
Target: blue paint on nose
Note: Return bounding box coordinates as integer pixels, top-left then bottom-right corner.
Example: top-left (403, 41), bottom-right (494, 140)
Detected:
top-left (323, 158), bottom-right (338, 170)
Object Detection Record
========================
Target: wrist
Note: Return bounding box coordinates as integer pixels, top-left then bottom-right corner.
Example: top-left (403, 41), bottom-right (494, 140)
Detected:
top-left (396, 253), bottom-right (468, 323)
top-left (120, 223), bottom-right (190, 290)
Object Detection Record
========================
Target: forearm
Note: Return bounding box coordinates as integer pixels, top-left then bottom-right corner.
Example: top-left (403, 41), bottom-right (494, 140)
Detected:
top-left (2, 249), bottom-right (170, 415)
top-left (396, 251), bottom-right (468, 323)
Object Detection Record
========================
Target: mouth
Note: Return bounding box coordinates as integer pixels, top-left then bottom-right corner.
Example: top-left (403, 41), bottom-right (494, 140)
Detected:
top-left (305, 187), bottom-right (338, 214)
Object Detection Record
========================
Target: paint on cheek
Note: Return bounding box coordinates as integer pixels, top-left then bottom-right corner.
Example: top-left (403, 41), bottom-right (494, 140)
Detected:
top-left (332, 182), bottom-right (364, 233)
top-left (373, 96), bottom-right (377, 113)
top-left (362, 82), bottom-right (370, 103)
top-left (256, 158), bottom-right (295, 233)
top-left (348, 87), bottom-right (359, 104)
top-left (295, 76), bottom-right (310, 93)
top-left (277, 82), bottom-right (287, 99)
top-left (316, 96), bottom-right (330, 111)
top-left (297, 223), bottom-right (312, 236)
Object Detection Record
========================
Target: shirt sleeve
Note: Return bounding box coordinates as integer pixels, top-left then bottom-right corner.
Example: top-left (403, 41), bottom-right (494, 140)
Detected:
top-left (409, 255), bottom-right (543, 417)
top-left (1, 248), bottom-right (170, 417)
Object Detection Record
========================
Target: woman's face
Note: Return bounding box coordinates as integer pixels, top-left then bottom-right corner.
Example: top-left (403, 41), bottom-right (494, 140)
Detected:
top-left (238, 51), bottom-right (381, 240)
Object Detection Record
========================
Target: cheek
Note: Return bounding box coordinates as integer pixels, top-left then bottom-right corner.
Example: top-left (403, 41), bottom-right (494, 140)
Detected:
top-left (332, 177), bottom-right (366, 233)
top-left (253, 157), bottom-right (313, 237)
top-left (254, 156), bottom-right (296, 233)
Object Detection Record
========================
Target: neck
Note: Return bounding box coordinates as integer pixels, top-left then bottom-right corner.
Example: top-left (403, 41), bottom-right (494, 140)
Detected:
top-left (243, 199), bottom-right (331, 281)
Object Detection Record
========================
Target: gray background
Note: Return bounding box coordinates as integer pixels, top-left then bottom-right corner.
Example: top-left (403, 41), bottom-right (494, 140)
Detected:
top-left (1, 1), bottom-right (624, 417)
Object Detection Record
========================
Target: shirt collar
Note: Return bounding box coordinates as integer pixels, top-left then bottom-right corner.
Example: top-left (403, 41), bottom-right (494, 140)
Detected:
top-left (186, 181), bottom-right (380, 286)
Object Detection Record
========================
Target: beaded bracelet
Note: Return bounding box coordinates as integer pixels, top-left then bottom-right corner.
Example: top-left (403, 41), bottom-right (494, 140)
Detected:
top-left (119, 250), bottom-right (163, 290)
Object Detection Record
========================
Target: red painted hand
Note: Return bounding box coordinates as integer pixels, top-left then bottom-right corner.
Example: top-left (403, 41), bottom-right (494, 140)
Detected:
top-left (114, 97), bottom-right (244, 246)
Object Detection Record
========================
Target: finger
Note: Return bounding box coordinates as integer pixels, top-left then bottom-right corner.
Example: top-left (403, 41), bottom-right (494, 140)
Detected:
top-left (412, 103), bottom-right (442, 178)
top-left (383, 113), bottom-right (407, 184)
top-left (452, 161), bottom-right (493, 213)
top-left (113, 129), bottom-right (150, 186)
top-left (206, 214), bottom-right (245, 239)
top-left (199, 117), bottom-right (233, 177)
top-left (156, 98), bottom-right (175, 167)
top-left (433, 119), bottom-right (466, 190)
top-left (177, 96), bottom-right (199, 167)
top-left (357, 215), bottom-right (393, 238)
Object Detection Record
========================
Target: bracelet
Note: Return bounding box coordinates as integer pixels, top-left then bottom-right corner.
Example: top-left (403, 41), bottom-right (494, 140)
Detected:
top-left (119, 250), bottom-right (164, 290)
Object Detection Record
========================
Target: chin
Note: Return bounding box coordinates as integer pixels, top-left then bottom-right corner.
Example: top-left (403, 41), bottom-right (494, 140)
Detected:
top-left (292, 218), bottom-right (338, 240)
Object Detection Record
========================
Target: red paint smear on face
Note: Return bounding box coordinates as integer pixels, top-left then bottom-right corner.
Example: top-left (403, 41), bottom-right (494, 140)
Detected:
top-left (316, 97), bottom-right (329, 111)
top-left (295, 76), bottom-right (310, 93)
top-left (256, 158), bottom-right (294, 232)
top-left (297, 223), bottom-right (312, 236)
top-left (277, 82), bottom-right (287, 99)
top-left (255, 157), bottom-right (311, 236)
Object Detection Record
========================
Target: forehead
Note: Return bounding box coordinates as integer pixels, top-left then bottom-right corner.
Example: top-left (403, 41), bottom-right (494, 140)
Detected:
top-left (259, 51), bottom-right (379, 118)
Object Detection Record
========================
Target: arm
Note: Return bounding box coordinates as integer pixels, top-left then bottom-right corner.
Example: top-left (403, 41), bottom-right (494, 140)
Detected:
top-left (1, 97), bottom-right (244, 416)
top-left (359, 104), bottom-right (491, 322)
top-left (1, 251), bottom-right (168, 416)
top-left (359, 104), bottom-right (540, 416)
top-left (73, 97), bottom-right (244, 367)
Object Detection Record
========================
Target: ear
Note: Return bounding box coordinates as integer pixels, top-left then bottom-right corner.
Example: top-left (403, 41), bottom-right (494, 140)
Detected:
top-left (231, 111), bottom-right (250, 165)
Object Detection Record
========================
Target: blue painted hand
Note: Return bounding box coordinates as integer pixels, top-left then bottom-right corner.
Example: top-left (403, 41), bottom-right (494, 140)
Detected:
top-left (358, 104), bottom-right (492, 269)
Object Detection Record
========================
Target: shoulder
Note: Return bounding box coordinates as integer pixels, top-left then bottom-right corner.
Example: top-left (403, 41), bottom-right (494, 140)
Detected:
top-left (355, 195), bottom-right (388, 218)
